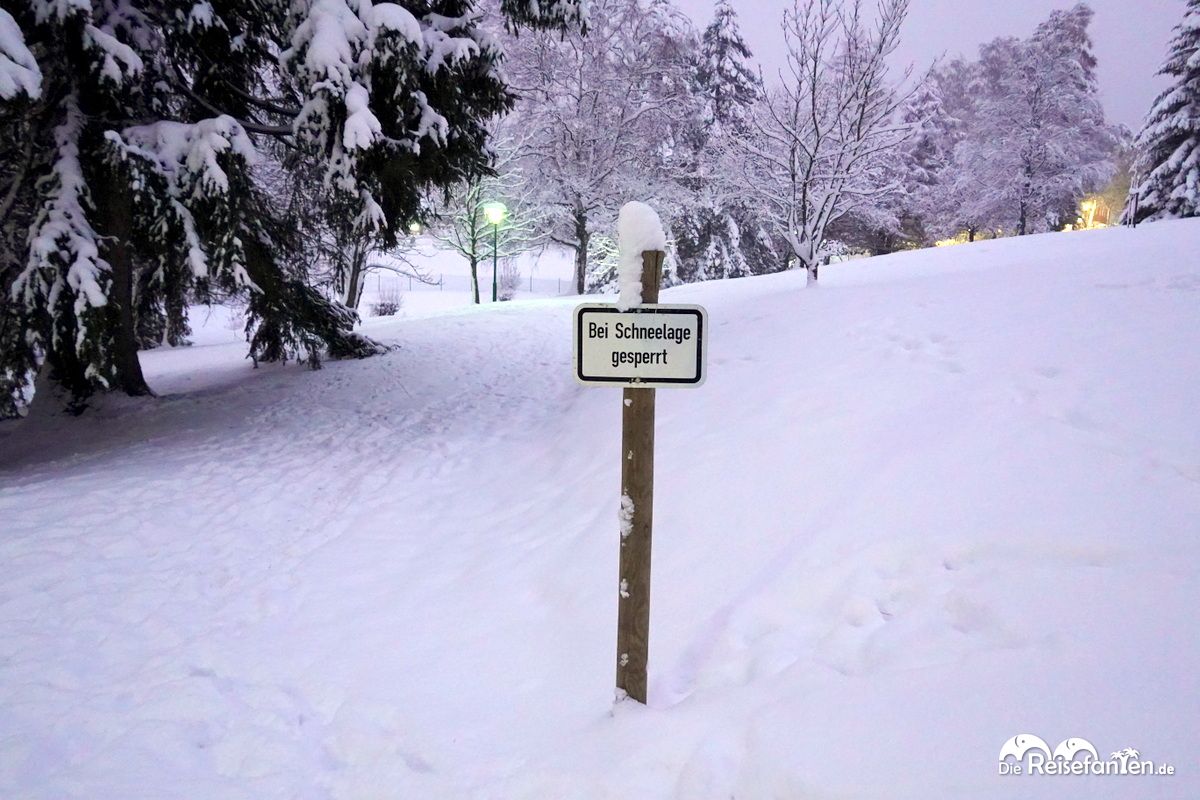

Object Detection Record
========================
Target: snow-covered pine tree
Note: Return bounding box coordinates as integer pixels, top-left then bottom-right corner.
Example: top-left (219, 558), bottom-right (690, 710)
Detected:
top-left (1, 7), bottom-right (44, 414)
top-left (901, 83), bottom-right (947, 194)
top-left (831, 85), bottom-right (950, 256)
top-left (695, 0), bottom-right (757, 131)
top-left (1127, 0), bottom-right (1200, 223)
top-left (0, 0), bottom-right (582, 417)
top-left (918, 58), bottom-right (990, 241)
top-left (894, 80), bottom-right (954, 244)
top-left (672, 0), bottom-right (770, 283)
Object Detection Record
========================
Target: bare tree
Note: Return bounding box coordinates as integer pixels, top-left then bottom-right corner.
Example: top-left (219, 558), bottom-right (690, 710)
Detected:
top-left (307, 212), bottom-right (429, 312)
top-left (739, 0), bottom-right (916, 285)
top-left (429, 125), bottom-right (545, 304)
top-left (505, 0), bottom-right (691, 293)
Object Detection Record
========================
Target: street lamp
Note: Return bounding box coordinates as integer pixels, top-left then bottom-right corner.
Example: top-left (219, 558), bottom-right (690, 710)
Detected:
top-left (482, 201), bottom-right (507, 302)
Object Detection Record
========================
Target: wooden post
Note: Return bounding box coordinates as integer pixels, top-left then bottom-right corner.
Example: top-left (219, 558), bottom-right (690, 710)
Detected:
top-left (615, 249), bottom-right (664, 704)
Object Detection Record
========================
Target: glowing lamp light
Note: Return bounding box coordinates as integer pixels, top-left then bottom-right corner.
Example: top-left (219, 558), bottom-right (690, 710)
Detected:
top-left (1077, 196), bottom-right (1107, 230)
top-left (408, 221), bottom-right (422, 235)
top-left (482, 201), bottom-right (507, 226)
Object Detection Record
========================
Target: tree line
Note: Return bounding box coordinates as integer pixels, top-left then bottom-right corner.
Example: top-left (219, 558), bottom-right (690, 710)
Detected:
top-left (466, 0), bottom-right (1124, 292)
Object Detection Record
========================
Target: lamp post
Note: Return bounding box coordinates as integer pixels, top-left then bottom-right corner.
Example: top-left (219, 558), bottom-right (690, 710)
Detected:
top-left (482, 201), bottom-right (507, 302)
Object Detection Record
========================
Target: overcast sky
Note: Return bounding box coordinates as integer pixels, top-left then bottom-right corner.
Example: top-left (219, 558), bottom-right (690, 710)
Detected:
top-left (673, 0), bottom-right (1185, 130)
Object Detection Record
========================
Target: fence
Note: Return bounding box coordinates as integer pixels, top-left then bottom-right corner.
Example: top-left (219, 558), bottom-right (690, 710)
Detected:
top-left (365, 270), bottom-right (575, 297)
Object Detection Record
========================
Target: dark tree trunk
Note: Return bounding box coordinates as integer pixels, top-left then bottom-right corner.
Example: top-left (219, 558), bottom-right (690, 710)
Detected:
top-left (573, 210), bottom-right (589, 295)
top-left (469, 254), bottom-right (480, 304)
top-left (344, 261), bottom-right (363, 310)
top-left (342, 240), bottom-right (370, 309)
top-left (97, 168), bottom-right (153, 397)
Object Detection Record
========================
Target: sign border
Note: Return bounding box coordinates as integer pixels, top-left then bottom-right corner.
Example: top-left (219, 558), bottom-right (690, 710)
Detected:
top-left (574, 303), bottom-right (707, 388)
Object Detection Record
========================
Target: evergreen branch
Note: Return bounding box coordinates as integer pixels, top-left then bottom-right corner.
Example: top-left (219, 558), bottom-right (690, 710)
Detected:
top-left (171, 63), bottom-right (293, 137)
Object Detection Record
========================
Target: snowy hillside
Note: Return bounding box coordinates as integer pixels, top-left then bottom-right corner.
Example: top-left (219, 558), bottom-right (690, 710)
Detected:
top-left (2, 221), bottom-right (1198, 798)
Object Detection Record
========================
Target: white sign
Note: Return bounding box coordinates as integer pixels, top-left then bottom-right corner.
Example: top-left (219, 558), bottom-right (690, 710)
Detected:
top-left (574, 304), bottom-right (707, 388)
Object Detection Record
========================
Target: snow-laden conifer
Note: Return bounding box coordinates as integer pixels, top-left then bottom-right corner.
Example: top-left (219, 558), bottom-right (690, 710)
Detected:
top-left (671, 0), bottom-right (774, 283)
top-left (1128, 0), bottom-right (1200, 223)
top-left (0, 0), bottom-right (581, 416)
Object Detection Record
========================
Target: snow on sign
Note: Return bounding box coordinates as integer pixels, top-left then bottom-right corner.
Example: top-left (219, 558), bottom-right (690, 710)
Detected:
top-left (574, 304), bottom-right (707, 388)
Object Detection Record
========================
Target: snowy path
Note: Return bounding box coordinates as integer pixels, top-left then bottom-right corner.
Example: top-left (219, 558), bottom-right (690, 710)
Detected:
top-left (2, 222), bottom-right (1198, 798)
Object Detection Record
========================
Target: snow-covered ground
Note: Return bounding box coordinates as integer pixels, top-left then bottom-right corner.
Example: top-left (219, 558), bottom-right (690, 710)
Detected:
top-left (182, 240), bottom-right (579, 351)
top-left (1, 221), bottom-right (1198, 798)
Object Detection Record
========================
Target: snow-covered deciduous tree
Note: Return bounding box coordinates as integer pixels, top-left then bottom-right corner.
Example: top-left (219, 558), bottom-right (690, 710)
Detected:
top-left (505, 0), bottom-right (689, 294)
top-left (949, 4), bottom-right (1116, 236)
top-left (886, 78), bottom-right (958, 246)
top-left (825, 145), bottom-right (910, 254)
top-left (913, 58), bottom-right (996, 242)
top-left (1127, 0), bottom-right (1200, 223)
top-left (824, 66), bottom-right (972, 255)
top-left (739, 0), bottom-right (916, 285)
top-left (429, 125), bottom-right (545, 304)
top-left (0, 0), bottom-right (581, 417)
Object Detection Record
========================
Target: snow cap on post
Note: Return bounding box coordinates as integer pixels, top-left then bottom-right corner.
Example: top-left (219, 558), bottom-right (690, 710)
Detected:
top-left (616, 201), bottom-right (666, 311)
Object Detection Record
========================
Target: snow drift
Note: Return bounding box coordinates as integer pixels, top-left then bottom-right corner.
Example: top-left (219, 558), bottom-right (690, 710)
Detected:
top-left (1, 221), bottom-right (1198, 799)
